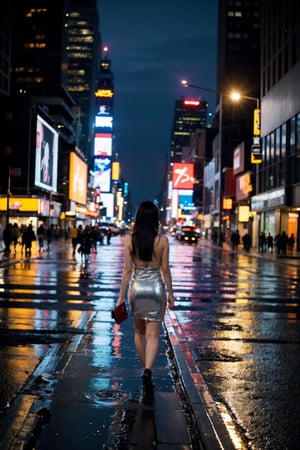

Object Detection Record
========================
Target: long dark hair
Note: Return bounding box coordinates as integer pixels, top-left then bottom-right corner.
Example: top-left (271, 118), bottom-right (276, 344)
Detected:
top-left (132, 200), bottom-right (159, 261)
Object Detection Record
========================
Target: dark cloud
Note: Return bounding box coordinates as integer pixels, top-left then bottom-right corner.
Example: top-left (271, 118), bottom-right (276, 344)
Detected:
top-left (98, 0), bottom-right (217, 208)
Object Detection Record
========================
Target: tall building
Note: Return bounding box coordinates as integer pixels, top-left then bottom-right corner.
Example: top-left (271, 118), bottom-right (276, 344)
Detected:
top-left (203, 0), bottom-right (261, 242)
top-left (165, 98), bottom-right (208, 224)
top-left (10, 1), bottom-right (69, 93)
top-left (8, 0), bottom-right (76, 202)
top-left (67, 0), bottom-right (100, 157)
top-left (10, 0), bottom-right (100, 159)
top-left (169, 98), bottom-right (208, 163)
top-left (0, 0), bottom-right (100, 228)
top-left (0, 0), bottom-right (11, 95)
top-left (251, 0), bottom-right (300, 249)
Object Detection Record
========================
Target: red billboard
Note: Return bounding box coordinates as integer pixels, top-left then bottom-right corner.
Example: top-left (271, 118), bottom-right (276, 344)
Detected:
top-left (172, 163), bottom-right (194, 190)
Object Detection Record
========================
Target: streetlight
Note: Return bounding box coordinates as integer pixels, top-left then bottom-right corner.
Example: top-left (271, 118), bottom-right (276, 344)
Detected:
top-left (181, 80), bottom-right (224, 246)
top-left (230, 91), bottom-right (260, 109)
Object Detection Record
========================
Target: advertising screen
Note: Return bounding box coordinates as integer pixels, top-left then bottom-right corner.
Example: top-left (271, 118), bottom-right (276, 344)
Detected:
top-left (172, 163), bottom-right (194, 190)
top-left (95, 115), bottom-right (113, 129)
top-left (34, 115), bottom-right (58, 192)
top-left (93, 157), bottom-right (111, 192)
top-left (100, 193), bottom-right (114, 218)
top-left (69, 152), bottom-right (87, 205)
top-left (94, 133), bottom-right (112, 156)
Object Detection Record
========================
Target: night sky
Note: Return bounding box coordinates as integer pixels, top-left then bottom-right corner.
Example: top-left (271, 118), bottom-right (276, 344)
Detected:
top-left (98, 0), bottom-right (218, 210)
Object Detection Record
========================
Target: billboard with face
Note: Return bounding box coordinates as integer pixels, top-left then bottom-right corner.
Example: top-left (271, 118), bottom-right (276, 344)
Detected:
top-left (34, 115), bottom-right (58, 192)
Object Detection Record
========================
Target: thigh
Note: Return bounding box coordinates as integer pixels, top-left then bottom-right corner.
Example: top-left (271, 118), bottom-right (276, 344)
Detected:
top-left (145, 320), bottom-right (161, 338)
top-left (133, 318), bottom-right (146, 335)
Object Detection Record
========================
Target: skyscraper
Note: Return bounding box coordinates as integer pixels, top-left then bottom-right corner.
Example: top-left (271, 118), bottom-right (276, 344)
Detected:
top-left (67, 0), bottom-right (100, 157)
top-left (10, 0), bottom-right (100, 158)
top-left (169, 98), bottom-right (208, 163)
top-left (0, 0), bottom-right (11, 95)
top-left (203, 0), bottom-right (261, 242)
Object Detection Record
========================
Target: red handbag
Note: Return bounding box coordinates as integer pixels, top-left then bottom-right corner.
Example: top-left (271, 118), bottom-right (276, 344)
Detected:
top-left (111, 302), bottom-right (128, 324)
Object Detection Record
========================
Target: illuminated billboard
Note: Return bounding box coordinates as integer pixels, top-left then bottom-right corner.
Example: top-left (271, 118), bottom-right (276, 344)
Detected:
top-left (34, 115), bottom-right (58, 192)
top-left (100, 193), bottom-right (114, 218)
top-left (94, 133), bottom-right (112, 156)
top-left (112, 161), bottom-right (120, 180)
top-left (172, 163), bottom-right (194, 190)
top-left (95, 115), bottom-right (113, 129)
top-left (69, 152), bottom-right (87, 205)
top-left (93, 157), bottom-right (111, 192)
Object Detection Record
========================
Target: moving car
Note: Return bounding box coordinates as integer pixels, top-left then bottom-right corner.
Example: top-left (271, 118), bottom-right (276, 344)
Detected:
top-left (176, 225), bottom-right (199, 243)
top-left (99, 222), bottom-right (121, 236)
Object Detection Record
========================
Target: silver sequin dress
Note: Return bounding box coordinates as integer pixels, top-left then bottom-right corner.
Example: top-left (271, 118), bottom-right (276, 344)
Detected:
top-left (128, 265), bottom-right (167, 321)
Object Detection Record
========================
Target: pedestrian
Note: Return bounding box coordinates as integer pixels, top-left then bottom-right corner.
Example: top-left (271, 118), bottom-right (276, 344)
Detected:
top-left (22, 224), bottom-right (36, 257)
top-left (274, 233), bottom-right (282, 255)
top-left (37, 223), bottom-right (45, 252)
top-left (114, 200), bottom-right (174, 394)
top-left (106, 228), bottom-right (112, 245)
top-left (259, 232), bottom-right (267, 252)
top-left (242, 232), bottom-right (251, 252)
top-left (70, 223), bottom-right (78, 256)
top-left (11, 223), bottom-right (20, 253)
top-left (230, 230), bottom-right (240, 250)
top-left (267, 232), bottom-right (274, 253)
top-left (288, 233), bottom-right (295, 253)
top-left (46, 225), bottom-right (52, 252)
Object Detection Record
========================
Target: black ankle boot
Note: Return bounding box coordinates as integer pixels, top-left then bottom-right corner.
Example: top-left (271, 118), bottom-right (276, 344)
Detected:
top-left (142, 369), bottom-right (154, 391)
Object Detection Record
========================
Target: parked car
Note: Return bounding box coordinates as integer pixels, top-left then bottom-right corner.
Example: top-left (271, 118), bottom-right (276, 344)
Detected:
top-left (176, 225), bottom-right (199, 243)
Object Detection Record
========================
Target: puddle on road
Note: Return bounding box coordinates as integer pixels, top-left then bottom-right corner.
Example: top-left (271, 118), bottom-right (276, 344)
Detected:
top-left (85, 389), bottom-right (128, 406)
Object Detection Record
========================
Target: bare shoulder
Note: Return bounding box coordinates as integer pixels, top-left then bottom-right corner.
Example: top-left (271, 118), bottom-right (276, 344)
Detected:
top-left (124, 234), bottom-right (132, 248)
top-left (155, 234), bottom-right (169, 247)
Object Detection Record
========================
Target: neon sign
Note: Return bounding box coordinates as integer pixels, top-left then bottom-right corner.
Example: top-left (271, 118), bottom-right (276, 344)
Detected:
top-left (95, 89), bottom-right (113, 98)
top-left (184, 99), bottom-right (200, 106)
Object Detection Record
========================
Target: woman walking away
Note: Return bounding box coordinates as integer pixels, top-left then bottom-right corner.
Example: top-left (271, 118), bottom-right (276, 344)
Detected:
top-left (115, 200), bottom-right (174, 394)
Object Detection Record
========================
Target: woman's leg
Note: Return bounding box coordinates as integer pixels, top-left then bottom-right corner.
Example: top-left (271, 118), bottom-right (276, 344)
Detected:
top-left (133, 318), bottom-right (146, 366)
top-left (144, 321), bottom-right (161, 370)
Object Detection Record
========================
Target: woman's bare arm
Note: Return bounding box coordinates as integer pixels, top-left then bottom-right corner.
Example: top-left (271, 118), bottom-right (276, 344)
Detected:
top-left (160, 236), bottom-right (174, 308)
top-left (116, 235), bottom-right (133, 305)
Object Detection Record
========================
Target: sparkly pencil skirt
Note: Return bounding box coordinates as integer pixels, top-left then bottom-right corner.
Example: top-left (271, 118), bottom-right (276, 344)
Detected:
top-left (128, 266), bottom-right (167, 322)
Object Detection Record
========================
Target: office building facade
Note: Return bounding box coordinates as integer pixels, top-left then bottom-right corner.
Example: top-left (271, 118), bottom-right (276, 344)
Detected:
top-left (0, 0), bottom-right (101, 228)
top-left (251, 0), bottom-right (300, 249)
top-left (203, 0), bottom-right (261, 241)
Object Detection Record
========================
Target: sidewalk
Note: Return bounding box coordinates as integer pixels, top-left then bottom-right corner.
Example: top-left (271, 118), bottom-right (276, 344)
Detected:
top-left (207, 238), bottom-right (300, 262)
top-left (0, 314), bottom-right (197, 450)
top-left (0, 240), bottom-right (201, 450)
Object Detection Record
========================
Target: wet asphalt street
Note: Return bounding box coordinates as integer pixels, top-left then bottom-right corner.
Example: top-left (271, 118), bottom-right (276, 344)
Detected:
top-left (0, 236), bottom-right (300, 449)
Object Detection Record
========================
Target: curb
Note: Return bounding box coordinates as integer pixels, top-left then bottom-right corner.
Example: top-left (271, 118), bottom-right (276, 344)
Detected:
top-left (164, 309), bottom-right (247, 450)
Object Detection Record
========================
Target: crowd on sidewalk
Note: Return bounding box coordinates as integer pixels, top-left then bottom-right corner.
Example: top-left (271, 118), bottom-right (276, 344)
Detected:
top-left (0, 222), bottom-right (60, 257)
top-left (225, 228), bottom-right (297, 256)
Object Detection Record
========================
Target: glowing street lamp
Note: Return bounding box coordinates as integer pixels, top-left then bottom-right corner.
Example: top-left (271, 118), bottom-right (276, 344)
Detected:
top-left (230, 91), bottom-right (260, 109)
top-left (181, 79), bottom-right (224, 246)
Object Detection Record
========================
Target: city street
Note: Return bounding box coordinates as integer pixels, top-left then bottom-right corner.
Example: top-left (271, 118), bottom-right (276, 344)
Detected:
top-left (0, 235), bottom-right (300, 449)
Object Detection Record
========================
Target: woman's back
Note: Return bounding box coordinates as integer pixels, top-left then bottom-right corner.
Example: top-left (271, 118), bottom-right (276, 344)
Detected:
top-left (128, 234), bottom-right (169, 269)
